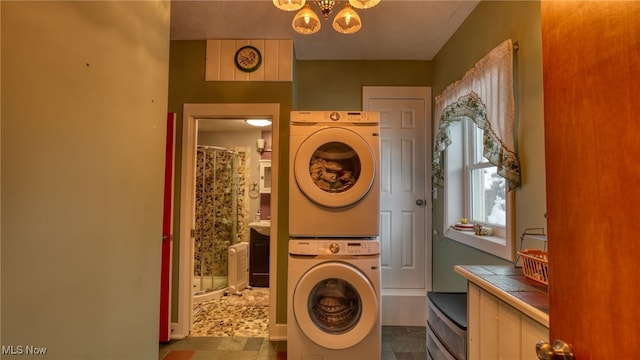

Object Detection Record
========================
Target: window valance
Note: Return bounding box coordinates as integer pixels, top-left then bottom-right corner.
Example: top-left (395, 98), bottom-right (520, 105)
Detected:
top-left (432, 39), bottom-right (520, 191)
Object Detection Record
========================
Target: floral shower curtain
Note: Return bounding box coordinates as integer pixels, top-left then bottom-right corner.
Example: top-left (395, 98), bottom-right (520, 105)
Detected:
top-left (194, 146), bottom-right (249, 284)
top-left (432, 39), bottom-right (521, 191)
top-left (232, 146), bottom-right (250, 244)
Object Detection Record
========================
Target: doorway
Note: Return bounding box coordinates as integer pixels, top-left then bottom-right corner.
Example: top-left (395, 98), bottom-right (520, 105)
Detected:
top-left (174, 103), bottom-right (280, 339)
top-left (363, 86), bottom-right (432, 326)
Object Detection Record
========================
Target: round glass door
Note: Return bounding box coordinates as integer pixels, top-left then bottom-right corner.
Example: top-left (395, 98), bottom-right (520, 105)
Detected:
top-left (308, 278), bottom-right (362, 334)
top-left (293, 262), bottom-right (378, 349)
top-left (294, 127), bottom-right (376, 208)
top-left (310, 142), bottom-right (360, 194)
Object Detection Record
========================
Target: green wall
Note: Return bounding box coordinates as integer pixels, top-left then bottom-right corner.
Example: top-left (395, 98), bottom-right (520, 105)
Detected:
top-left (168, 0), bottom-right (546, 325)
top-left (2, 2), bottom-right (170, 358)
top-left (296, 60), bottom-right (431, 109)
top-left (168, 44), bottom-right (431, 325)
top-left (168, 40), bottom-right (293, 324)
top-left (431, 1), bottom-right (546, 291)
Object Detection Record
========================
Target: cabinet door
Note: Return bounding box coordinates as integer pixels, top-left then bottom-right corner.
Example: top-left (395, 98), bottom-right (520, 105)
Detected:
top-left (249, 235), bottom-right (270, 287)
top-left (521, 315), bottom-right (548, 356)
top-left (259, 160), bottom-right (271, 193)
top-left (467, 283), bottom-right (548, 360)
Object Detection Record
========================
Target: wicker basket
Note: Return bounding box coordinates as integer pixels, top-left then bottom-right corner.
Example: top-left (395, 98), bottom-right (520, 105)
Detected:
top-left (519, 249), bottom-right (549, 285)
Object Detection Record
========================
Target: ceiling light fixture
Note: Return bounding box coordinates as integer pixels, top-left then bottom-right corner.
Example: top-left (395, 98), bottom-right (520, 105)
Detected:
top-left (273, 0), bottom-right (380, 35)
top-left (245, 119), bottom-right (272, 127)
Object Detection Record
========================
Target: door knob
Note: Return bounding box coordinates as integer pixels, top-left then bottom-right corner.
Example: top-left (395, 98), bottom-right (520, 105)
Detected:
top-left (416, 199), bottom-right (426, 207)
top-left (536, 340), bottom-right (574, 360)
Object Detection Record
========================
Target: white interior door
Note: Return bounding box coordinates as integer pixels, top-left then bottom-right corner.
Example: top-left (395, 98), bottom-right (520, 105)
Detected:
top-left (363, 86), bottom-right (432, 326)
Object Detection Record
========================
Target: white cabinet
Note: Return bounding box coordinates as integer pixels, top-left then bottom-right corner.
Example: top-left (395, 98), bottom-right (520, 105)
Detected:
top-left (259, 160), bottom-right (272, 194)
top-left (467, 283), bottom-right (548, 360)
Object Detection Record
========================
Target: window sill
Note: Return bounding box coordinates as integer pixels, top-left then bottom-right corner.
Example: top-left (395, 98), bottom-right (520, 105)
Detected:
top-left (445, 227), bottom-right (513, 261)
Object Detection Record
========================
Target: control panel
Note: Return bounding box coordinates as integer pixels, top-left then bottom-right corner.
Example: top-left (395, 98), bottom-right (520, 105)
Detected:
top-left (289, 239), bottom-right (380, 256)
top-left (291, 111), bottom-right (379, 125)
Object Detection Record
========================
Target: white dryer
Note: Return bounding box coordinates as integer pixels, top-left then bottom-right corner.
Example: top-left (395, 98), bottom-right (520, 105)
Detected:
top-left (287, 239), bottom-right (381, 360)
top-left (289, 111), bottom-right (380, 238)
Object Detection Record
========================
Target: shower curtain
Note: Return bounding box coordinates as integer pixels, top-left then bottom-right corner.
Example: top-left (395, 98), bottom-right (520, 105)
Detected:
top-left (194, 146), bottom-right (249, 293)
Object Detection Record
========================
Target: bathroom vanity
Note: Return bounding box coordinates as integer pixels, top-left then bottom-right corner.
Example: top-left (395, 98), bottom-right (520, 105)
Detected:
top-left (249, 228), bottom-right (270, 287)
top-left (454, 265), bottom-right (549, 360)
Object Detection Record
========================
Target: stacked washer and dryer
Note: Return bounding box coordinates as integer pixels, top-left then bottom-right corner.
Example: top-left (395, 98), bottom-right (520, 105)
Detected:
top-left (288, 111), bottom-right (381, 360)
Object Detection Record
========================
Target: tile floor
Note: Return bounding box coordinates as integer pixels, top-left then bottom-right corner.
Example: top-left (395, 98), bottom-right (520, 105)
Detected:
top-left (191, 288), bottom-right (270, 337)
top-left (162, 288), bottom-right (426, 359)
top-left (159, 326), bottom-right (426, 360)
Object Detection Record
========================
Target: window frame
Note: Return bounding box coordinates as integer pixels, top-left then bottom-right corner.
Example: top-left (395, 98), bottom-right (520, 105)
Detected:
top-left (444, 118), bottom-right (515, 261)
top-left (465, 121), bottom-right (506, 232)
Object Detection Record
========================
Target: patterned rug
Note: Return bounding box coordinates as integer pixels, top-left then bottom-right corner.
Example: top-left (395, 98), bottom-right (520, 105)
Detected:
top-left (192, 288), bottom-right (269, 337)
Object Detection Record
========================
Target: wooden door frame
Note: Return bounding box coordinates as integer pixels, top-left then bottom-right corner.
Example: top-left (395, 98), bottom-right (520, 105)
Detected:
top-left (159, 113), bottom-right (176, 342)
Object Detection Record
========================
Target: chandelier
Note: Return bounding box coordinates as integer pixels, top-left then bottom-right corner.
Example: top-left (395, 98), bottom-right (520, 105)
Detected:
top-left (273, 0), bottom-right (381, 35)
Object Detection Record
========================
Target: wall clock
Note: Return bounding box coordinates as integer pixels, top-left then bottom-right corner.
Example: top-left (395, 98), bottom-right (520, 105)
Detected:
top-left (234, 45), bottom-right (262, 73)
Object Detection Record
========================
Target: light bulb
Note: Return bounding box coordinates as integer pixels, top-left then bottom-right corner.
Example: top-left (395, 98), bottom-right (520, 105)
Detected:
top-left (273, 0), bottom-right (305, 11)
top-left (348, 0), bottom-right (380, 10)
top-left (333, 4), bottom-right (361, 34)
top-left (293, 4), bottom-right (321, 34)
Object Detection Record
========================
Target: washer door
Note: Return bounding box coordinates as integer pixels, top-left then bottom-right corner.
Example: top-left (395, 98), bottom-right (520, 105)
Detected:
top-left (294, 127), bottom-right (376, 208)
top-left (293, 262), bottom-right (378, 349)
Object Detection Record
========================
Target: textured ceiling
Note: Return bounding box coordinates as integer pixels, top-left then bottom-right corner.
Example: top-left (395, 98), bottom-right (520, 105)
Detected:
top-left (170, 0), bottom-right (480, 60)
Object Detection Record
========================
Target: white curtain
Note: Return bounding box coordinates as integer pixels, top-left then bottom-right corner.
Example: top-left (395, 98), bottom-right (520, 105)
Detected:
top-left (432, 39), bottom-right (520, 190)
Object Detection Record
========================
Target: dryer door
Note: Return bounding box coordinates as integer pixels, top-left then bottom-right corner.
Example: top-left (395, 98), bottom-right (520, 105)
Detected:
top-left (292, 262), bottom-right (378, 349)
top-left (294, 127), bottom-right (376, 208)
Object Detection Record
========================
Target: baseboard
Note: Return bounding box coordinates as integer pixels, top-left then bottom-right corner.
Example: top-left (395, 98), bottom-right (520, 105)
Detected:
top-left (381, 290), bottom-right (426, 326)
top-left (170, 322), bottom-right (189, 340)
top-left (269, 323), bottom-right (287, 341)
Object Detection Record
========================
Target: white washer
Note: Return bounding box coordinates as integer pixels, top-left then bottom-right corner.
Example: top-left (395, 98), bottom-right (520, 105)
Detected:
top-left (289, 111), bottom-right (380, 238)
top-left (287, 239), bottom-right (381, 360)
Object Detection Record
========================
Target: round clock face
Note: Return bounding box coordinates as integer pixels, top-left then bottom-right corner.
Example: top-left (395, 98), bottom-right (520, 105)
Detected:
top-left (234, 46), bottom-right (262, 73)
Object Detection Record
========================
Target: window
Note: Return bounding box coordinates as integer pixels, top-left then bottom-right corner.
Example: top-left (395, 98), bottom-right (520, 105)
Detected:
top-left (432, 40), bottom-right (519, 261)
top-left (443, 117), bottom-right (514, 260)
top-left (467, 123), bottom-right (505, 228)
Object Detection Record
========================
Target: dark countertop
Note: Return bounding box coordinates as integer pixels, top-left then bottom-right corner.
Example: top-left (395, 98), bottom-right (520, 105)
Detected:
top-left (454, 265), bottom-right (549, 327)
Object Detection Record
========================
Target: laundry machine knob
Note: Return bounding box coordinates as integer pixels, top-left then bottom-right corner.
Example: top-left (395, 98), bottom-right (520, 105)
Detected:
top-left (329, 112), bottom-right (340, 121)
top-left (329, 242), bottom-right (340, 253)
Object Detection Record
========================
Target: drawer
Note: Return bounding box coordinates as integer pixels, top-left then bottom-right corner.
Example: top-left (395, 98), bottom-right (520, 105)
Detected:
top-left (427, 297), bottom-right (466, 360)
top-left (427, 326), bottom-right (457, 360)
